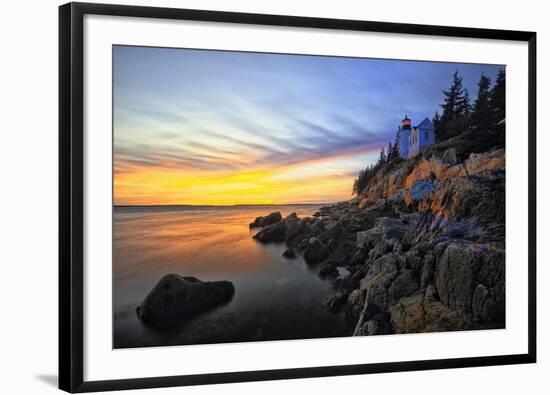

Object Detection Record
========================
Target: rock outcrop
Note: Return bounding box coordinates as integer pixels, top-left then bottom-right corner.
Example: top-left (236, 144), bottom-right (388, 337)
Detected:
top-left (251, 145), bottom-right (505, 336)
top-left (249, 211), bottom-right (282, 228)
top-left (137, 274), bottom-right (235, 326)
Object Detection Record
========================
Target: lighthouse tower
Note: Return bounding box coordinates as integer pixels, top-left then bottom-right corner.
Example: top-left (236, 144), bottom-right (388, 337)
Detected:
top-left (398, 115), bottom-right (411, 159)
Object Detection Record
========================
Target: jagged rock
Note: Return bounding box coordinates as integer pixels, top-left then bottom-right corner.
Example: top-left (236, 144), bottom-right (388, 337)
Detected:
top-left (388, 270), bottom-right (419, 303)
top-left (349, 245), bottom-right (368, 266)
top-left (285, 212), bottom-right (298, 220)
top-left (357, 217), bottom-right (409, 248)
top-left (464, 149), bottom-right (505, 176)
top-left (434, 242), bottom-right (476, 313)
top-left (137, 274), bottom-right (235, 325)
top-left (253, 221), bottom-right (286, 243)
top-left (441, 148), bottom-right (458, 165)
top-left (359, 304), bottom-right (392, 335)
top-left (285, 218), bottom-right (309, 245)
top-left (420, 254), bottom-right (435, 288)
top-left (405, 249), bottom-right (423, 272)
top-left (303, 237), bottom-right (328, 265)
top-left (248, 138), bottom-right (505, 337)
top-left (326, 292), bottom-right (348, 312)
top-left (249, 211), bottom-right (282, 228)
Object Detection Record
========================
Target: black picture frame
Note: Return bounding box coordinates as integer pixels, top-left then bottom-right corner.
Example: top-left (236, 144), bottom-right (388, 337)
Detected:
top-left (59, 2), bottom-right (537, 393)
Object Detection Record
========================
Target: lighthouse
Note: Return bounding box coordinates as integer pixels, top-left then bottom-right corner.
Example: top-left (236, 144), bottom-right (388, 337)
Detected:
top-left (398, 115), bottom-right (412, 158)
top-left (398, 115), bottom-right (435, 159)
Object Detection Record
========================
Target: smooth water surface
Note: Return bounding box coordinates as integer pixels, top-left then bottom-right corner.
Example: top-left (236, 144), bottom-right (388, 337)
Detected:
top-left (113, 205), bottom-right (351, 348)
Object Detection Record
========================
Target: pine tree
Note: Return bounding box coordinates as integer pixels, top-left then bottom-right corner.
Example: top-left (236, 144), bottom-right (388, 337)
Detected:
top-left (433, 111), bottom-right (441, 132)
top-left (490, 68), bottom-right (505, 127)
top-left (458, 89), bottom-right (472, 117)
top-left (393, 130), bottom-right (400, 159)
top-left (471, 73), bottom-right (492, 131)
top-left (437, 70), bottom-right (471, 141)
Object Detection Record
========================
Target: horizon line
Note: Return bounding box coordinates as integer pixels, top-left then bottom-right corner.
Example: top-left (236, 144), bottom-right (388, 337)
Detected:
top-left (114, 202), bottom-right (341, 208)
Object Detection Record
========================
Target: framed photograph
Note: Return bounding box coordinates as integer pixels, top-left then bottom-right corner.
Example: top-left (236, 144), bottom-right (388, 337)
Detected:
top-left (59, 2), bottom-right (537, 392)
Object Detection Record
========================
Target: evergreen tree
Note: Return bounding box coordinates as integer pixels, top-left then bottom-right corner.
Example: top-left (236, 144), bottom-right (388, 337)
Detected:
top-left (433, 111), bottom-right (441, 132)
top-left (458, 89), bottom-right (472, 118)
top-left (490, 68), bottom-right (505, 127)
top-left (392, 130), bottom-right (400, 159)
top-left (437, 70), bottom-right (470, 141)
top-left (471, 73), bottom-right (492, 131)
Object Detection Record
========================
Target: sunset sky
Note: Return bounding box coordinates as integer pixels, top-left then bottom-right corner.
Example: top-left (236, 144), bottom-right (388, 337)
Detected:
top-left (113, 46), bottom-right (502, 206)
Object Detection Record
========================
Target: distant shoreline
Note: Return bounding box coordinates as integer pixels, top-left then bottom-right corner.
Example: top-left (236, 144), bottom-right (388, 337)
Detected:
top-left (114, 202), bottom-right (338, 209)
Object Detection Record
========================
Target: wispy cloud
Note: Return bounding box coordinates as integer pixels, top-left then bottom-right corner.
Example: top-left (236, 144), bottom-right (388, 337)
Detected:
top-left (113, 46), bottom-right (503, 205)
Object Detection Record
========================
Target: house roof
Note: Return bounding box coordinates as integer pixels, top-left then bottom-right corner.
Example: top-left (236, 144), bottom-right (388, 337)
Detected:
top-left (415, 117), bottom-right (434, 130)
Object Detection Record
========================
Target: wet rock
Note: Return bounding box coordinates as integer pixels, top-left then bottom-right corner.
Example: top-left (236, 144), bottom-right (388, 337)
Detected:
top-left (249, 211), bottom-right (282, 228)
top-left (137, 274), bottom-right (235, 325)
top-left (303, 237), bottom-right (328, 265)
top-left (282, 248), bottom-right (297, 259)
top-left (326, 292), bottom-right (348, 312)
top-left (285, 218), bottom-right (309, 245)
top-left (319, 263), bottom-right (339, 278)
top-left (253, 221), bottom-right (287, 243)
top-left (285, 212), bottom-right (298, 220)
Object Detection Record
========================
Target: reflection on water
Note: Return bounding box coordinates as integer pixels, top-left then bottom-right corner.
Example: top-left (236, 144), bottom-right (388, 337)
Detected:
top-left (113, 205), bottom-right (351, 349)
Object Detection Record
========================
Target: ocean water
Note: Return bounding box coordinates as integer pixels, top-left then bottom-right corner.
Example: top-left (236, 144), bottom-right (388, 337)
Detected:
top-left (113, 205), bottom-right (351, 348)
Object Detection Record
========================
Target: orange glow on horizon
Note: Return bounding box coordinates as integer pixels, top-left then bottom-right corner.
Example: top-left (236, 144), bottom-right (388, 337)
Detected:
top-left (114, 143), bottom-right (380, 206)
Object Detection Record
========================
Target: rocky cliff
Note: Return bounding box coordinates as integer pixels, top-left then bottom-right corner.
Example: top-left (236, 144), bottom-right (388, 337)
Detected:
top-left (251, 144), bottom-right (505, 335)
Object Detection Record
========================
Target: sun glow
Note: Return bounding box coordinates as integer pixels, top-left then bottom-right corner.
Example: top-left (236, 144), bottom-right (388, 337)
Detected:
top-left (114, 156), bottom-right (365, 206)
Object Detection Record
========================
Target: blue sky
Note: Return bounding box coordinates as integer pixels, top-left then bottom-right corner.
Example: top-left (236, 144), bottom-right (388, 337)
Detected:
top-left (113, 45), bottom-right (503, 205)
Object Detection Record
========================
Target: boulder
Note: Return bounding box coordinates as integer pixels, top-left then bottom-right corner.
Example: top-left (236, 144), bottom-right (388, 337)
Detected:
top-left (285, 218), bottom-right (309, 244)
top-left (464, 149), bottom-right (505, 176)
top-left (249, 212), bottom-right (282, 228)
top-left (285, 212), bottom-right (298, 220)
top-left (253, 221), bottom-right (286, 243)
top-left (137, 274), bottom-right (235, 325)
top-left (434, 242), bottom-right (476, 313)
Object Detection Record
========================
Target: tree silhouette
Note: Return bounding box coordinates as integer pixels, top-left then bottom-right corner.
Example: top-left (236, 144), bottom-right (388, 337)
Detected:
top-left (471, 73), bottom-right (492, 131)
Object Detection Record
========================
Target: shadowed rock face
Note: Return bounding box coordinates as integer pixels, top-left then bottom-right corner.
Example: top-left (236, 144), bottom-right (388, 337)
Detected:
top-left (137, 274), bottom-right (235, 326)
